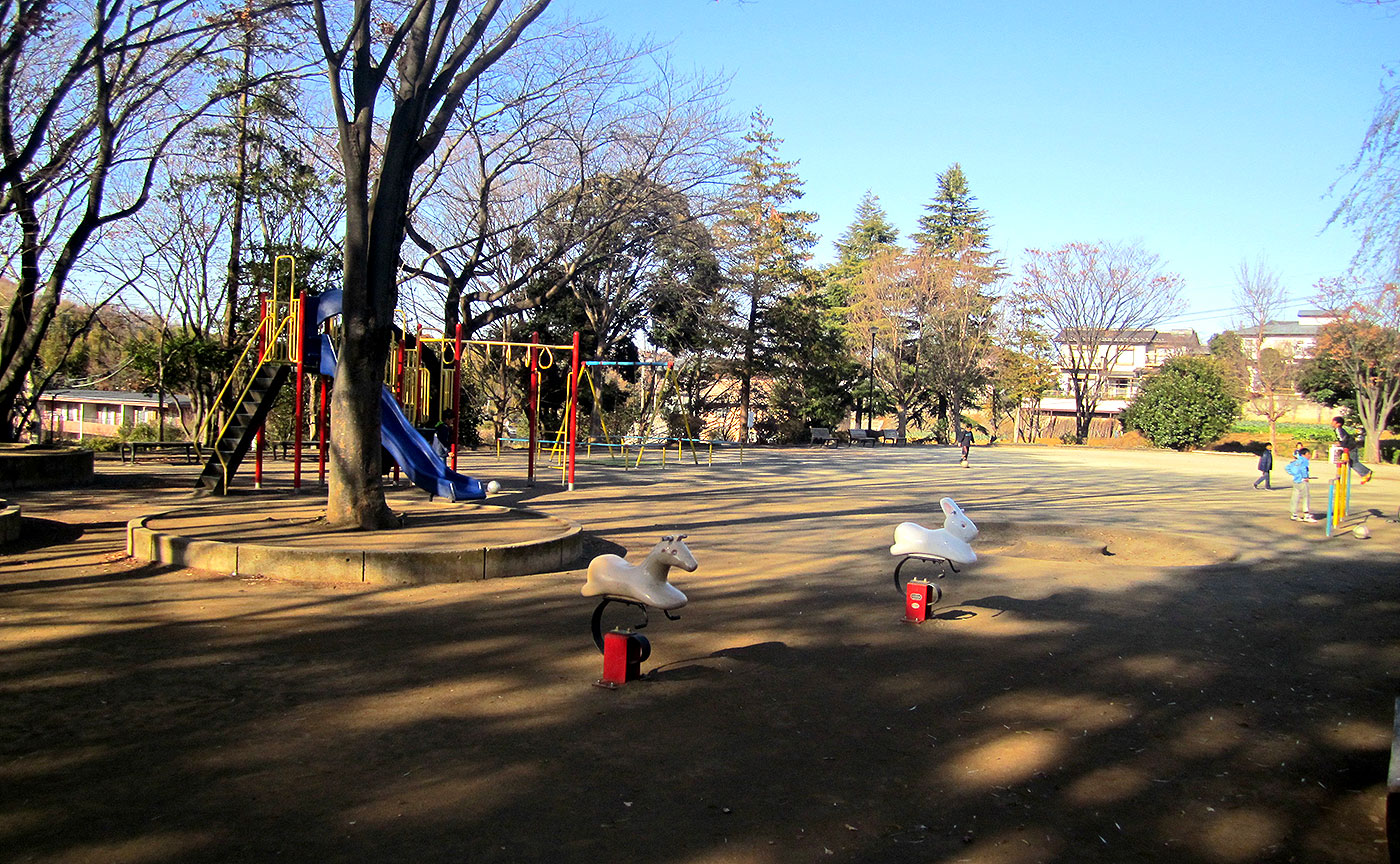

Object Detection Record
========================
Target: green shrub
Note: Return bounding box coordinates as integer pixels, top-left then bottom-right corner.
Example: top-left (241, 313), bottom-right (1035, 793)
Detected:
top-left (1121, 357), bottom-right (1242, 450)
top-left (117, 421), bottom-right (163, 442)
top-left (74, 436), bottom-right (121, 453)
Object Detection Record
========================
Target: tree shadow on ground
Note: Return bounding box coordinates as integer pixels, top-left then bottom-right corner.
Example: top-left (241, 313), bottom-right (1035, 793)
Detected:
top-left (0, 546), bottom-right (1394, 864)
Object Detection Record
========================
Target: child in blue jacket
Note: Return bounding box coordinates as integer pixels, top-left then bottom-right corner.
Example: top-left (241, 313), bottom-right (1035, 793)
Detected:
top-left (1285, 447), bottom-right (1317, 522)
top-left (1253, 443), bottom-right (1273, 489)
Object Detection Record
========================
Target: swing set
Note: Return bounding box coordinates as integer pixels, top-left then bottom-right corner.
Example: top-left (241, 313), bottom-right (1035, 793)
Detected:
top-left (576, 359), bottom-right (716, 468)
top-left (402, 327), bottom-right (584, 490)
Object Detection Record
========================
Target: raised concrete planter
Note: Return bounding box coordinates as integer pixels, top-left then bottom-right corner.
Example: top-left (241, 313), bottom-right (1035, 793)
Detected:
top-left (0, 446), bottom-right (93, 490)
top-left (127, 505), bottom-right (582, 585)
top-left (0, 498), bottom-right (20, 544)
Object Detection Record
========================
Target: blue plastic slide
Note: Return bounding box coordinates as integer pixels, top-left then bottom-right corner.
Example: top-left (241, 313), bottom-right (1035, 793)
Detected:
top-left (314, 324), bottom-right (485, 502)
top-left (378, 385), bottom-right (485, 502)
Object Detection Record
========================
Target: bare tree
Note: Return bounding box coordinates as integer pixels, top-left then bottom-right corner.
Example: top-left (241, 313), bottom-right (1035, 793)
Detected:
top-left (1233, 257), bottom-right (1294, 451)
top-left (1018, 241), bottom-right (1184, 442)
top-left (0, 1), bottom-right (264, 440)
top-left (913, 237), bottom-right (1001, 439)
top-left (398, 33), bottom-right (735, 341)
top-left (310, 0), bottom-right (556, 528)
top-left (1327, 60), bottom-right (1400, 281)
top-left (93, 167), bottom-right (234, 441)
top-left (846, 248), bottom-right (928, 437)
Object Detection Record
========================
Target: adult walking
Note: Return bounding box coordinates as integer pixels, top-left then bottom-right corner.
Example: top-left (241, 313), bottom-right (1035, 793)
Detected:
top-left (1331, 416), bottom-right (1373, 485)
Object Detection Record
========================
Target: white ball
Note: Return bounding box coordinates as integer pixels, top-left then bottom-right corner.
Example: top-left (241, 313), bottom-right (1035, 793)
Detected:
top-left (1352, 524), bottom-right (1371, 539)
top-left (486, 480), bottom-right (501, 495)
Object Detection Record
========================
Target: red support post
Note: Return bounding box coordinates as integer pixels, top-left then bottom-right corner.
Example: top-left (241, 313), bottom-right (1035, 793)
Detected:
top-left (568, 331), bottom-right (580, 491)
top-left (255, 294), bottom-right (267, 489)
top-left (452, 322), bottom-right (463, 472)
top-left (528, 332), bottom-right (540, 487)
top-left (317, 378), bottom-right (328, 486)
top-left (415, 325), bottom-right (424, 426)
top-left (293, 290), bottom-right (306, 490)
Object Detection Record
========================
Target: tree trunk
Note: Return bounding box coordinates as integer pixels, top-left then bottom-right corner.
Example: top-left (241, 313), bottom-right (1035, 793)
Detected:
top-left (325, 161), bottom-right (395, 529)
top-left (224, 29), bottom-right (253, 347)
top-left (738, 285), bottom-right (758, 442)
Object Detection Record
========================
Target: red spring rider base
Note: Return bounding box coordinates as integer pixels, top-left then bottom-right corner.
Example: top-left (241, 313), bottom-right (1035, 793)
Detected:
top-left (596, 628), bottom-right (651, 689)
top-left (904, 578), bottom-right (939, 624)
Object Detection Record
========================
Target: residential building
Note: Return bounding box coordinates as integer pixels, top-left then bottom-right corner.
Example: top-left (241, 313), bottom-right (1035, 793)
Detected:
top-left (1236, 309), bottom-right (1340, 424)
top-left (37, 389), bottom-right (192, 441)
top-left (1052, 327), bottom-right (1206, 399)
top-left (1238, 308), bottom-right (1336, 361)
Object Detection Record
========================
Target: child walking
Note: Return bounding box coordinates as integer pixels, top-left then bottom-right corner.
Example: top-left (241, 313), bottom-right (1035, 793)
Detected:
top-left (1285, 447), bottom-right (1317, 522)
top-left (1253, 443), bottom-right (1273, 489)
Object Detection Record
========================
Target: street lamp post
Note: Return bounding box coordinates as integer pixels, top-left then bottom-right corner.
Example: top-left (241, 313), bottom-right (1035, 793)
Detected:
top-left (867, 327), bottom-right (877, 431)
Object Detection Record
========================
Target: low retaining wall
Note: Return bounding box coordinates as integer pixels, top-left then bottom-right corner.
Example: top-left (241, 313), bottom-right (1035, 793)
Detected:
top-left (0, 447), bottom-right (93, 490)
top-left (127, 507), bottom-right (582, 585)
top-left (0, 498), bottom-right (19, 544)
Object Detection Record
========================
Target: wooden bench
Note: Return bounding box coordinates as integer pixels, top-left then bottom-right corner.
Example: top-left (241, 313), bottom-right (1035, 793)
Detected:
top-left (849, 429), bottom-right (877, 447)
top-left (119, 441), bottom-right (198, 464)
top-left (880, 429), bottom-right (906, 446)
top-left (809, 427), bottom-right (834, 447)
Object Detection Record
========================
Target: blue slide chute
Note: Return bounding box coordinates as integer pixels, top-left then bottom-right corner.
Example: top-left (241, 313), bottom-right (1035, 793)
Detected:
top-left (378, 386), bottom-right (485, 502)
top-left (313, 310), bottom-right (485, 502)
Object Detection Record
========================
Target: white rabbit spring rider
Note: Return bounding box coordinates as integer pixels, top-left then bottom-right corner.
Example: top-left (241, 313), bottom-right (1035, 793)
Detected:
top-left (890, 497), bottom-right (979, 621)
top-left (582, 534), bottom-right (698, 687)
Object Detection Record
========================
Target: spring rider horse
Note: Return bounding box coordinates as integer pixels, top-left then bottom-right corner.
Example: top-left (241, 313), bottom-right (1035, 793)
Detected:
top-left (890, 497), bottom-right (979, 623)
top-left (582, 534), bottom-right (697, 687)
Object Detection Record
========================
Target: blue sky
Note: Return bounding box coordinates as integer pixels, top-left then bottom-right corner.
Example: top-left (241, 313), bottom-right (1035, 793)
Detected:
top-left (556, 0), bottom-right (1397, 337)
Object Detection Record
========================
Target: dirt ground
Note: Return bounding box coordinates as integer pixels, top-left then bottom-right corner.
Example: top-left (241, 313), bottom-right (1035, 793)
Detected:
top-left (2, 444), bottom-right (1397, 864)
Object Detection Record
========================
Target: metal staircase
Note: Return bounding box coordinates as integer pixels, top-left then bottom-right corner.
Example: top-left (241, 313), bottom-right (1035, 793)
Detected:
top-left (195, 255), bottom-right (305, 495)
top-left (196, 363), bottom-right (291, 494)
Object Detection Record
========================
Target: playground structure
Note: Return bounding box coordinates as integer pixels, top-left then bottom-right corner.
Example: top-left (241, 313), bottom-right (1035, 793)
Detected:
top-left (195, 257), bottom-right (586, 497)
top-left (405, 328), bottom-right (583, 490)
top-left (1327, 444), bottom-right (1356, 537)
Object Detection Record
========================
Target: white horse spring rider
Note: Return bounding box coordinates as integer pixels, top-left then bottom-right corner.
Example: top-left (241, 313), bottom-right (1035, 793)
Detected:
top-left (582, 534), bottom-right (698, 612)
top-left (891, 497), bottom-right (979, 583)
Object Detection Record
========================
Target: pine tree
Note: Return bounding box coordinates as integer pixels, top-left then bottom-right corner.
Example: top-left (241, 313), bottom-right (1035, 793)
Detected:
top-left (912, 163), bottom-right (993, 255)
top-left (713, 109), bottom-right (818, 438)
top-left (833, 191), bottom-right (900, 272)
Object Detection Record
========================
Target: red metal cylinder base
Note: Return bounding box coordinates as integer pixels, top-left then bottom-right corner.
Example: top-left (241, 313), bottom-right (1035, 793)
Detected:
top-left (596, 629), bottom-right (650, 688)
top-left (904, 579), bottom-right (935, 624)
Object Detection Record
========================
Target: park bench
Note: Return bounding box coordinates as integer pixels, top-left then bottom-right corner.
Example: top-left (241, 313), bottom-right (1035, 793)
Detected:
top-left (849, 429), bottom-right (877, 447)
top-left (119, 441), bottom-right (198, 464)
top-left (880, 428), bottom-right (906, 446)
top-left (809, 427), bottom-right (835, 447)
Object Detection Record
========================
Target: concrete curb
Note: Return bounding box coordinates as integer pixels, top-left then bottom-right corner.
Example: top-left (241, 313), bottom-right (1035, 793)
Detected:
top-left (127, 506), bottom-right (582, 585)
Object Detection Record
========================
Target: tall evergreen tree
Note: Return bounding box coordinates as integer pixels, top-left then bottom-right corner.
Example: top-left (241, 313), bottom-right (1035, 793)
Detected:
top-left (713, 109), bottom-right (818, 437)
top-left (828, 192), bottom-right (899, 429)
top-left (832, 191), bottom-right (900, 272)
top-left (912, 163), bottom-right (993, 255)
